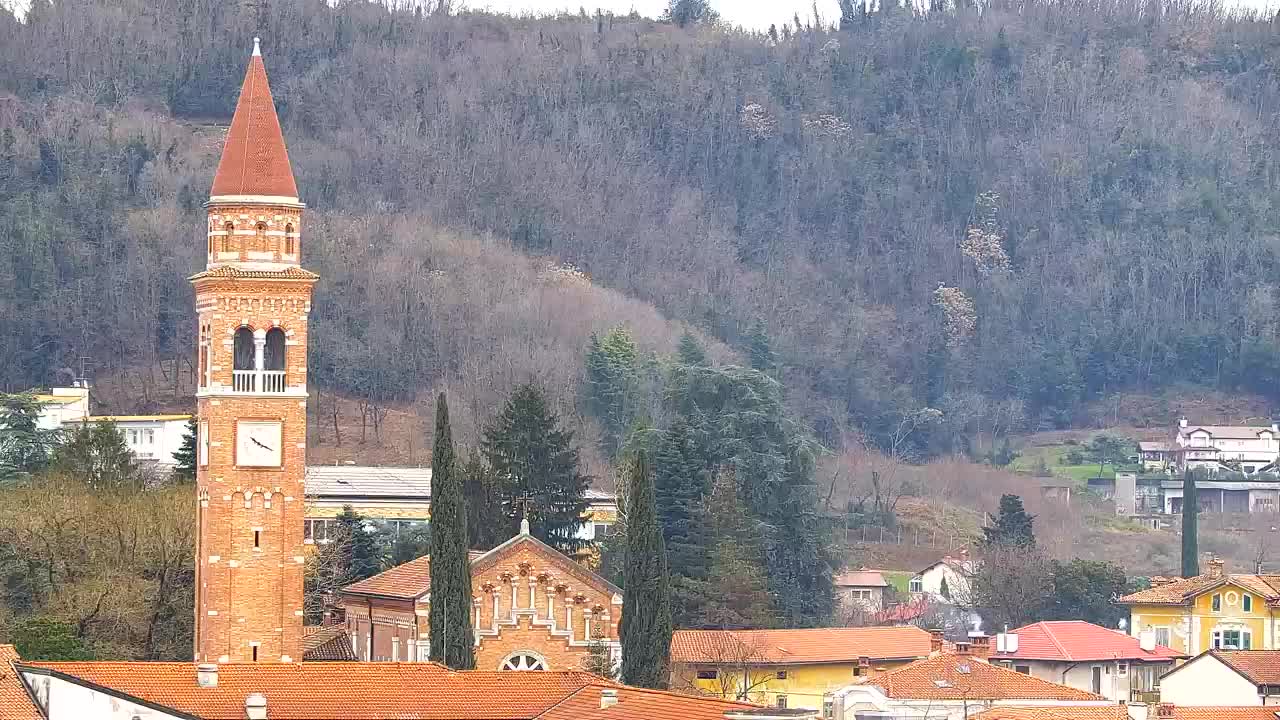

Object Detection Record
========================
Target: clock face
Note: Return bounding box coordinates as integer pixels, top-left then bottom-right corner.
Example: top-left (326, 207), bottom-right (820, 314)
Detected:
top-left (236, 420), bottom-right (283, 467)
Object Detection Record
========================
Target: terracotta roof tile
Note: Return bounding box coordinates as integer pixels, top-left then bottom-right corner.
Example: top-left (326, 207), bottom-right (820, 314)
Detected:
top-left (343, 553), bottom-right (433, 599)
top-left (974, 707), bottom-right (1129, 720)
top-left (834, 570), bottom-right (889, 587)
top-left (18, 661), bottom-right (609, 719)
top-left (992, 621), bottom-right (1184, 662)
top-left (0, 646), bottom-right (40, 720)
top-left (1209, 650), bottom-right (1280, 684)
top-left (189, 266), bottom-right (319, 281)
top-left (863, 654), bottom-right (1103, 701)
top-left (210, 45), bottom-right (298, 199)
top-left (670, 626), bottom-right (932, 665)
top-left (1163, 708), bottom-right (1280, 720)
top-left (300, 626), bottom-right (356, 661)
top-left (535, 684), bottom-right (755, 720)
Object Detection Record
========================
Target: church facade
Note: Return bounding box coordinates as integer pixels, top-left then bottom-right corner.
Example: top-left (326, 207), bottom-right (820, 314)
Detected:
top-left (192, 39), bottom-right (315, 664)
top-left (339, 524), bottom-right (623, 672)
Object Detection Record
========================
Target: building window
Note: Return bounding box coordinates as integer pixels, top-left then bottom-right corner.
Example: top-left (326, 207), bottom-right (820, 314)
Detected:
top-left (1245, 595), bottom-right (1254, 612)
top-left (775, 695), bottom-right (788, 709)
top-left (1154, 627), bottom-right (1170, 647)
top-left (264, 327), bottom-right (286, 371)
top-left (305, 518), bottom-right (335, 543)
top-left (1118, 662), bottom-right (1128, 677)
top-left (233, 327), bottom-right (255, 371)
top-left (848, 588), bottom-right (873, 606)
top-left (776, 670), bottom-right (788, 680)
top-left (221, 222), bottom-right (234, 253)
top-left (1212, 594), bottom-right (1222, 612)
top-left (1212, 629), bottom-right (1252, 649)
top-left (500, 652), bottom-right (547, 671)
top-left (823, 699), bottom-right (834, 719)
top-left (696, 669), bottom-right (718, 680)
top-left (1015, 665), bottom-right (1030, 675)
top-left (285, 224), bottom-right (295, 255)
top-left (909, 576), bottom-right (923, 593)
top-left (593, 523), bottom-right (611, 540)
top-left (198, 421), bottom-right (209, 467)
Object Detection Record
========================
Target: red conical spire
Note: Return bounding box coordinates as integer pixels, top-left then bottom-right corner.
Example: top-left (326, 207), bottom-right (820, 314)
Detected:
top-left (210, 38), bottom-right (298, 199)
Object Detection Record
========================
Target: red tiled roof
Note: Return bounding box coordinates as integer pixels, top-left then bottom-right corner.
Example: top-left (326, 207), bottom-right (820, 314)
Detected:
top-left (974, 707), bottom-right (1129, 720)
top-left (1206, 650), bottom-right (1280, 684)
top-left (19, 662), bottom-right (608, 719)
top-left (210, 44), bottom-right (298, 199)
top-left (670, 626), bottom-right (932, 666)
top-left (864, 655), bottom-right (1103, 701)
top-left (535, 684), bottom-right (754, 720)
top-left (300, 626), bottom-right (355, 661)
top-left (873, 598), bottom-right (930, 624)
top-left (1162, 708), bottom-right (1280, 720)
top-left (0, 646), bottom-right (40, 720)
top-left (992, 621), bottom-right (1184, 662)
top-left (1119, 573), bottom-right (1280, 605)
top-left (834, 570), bottom-right (889, 587)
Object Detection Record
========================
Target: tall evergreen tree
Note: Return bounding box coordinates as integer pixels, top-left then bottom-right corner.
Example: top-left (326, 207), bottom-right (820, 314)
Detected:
top-left (699, 469), bottom-right (774, 628)
top-left (482, 383), bottom-right (591, 554)
top-left (652, 418), bottom-right (712, 625)
top-left (675, 332), bottom-right (708, 367)
top-left (983, 494), bottom-right (1036, 548)
top-left (461, 452), bottom-right (507, 551)
top-left (428, 393), bottom-right (475, 669)
top-left (585, 327), bottom-right (640, 456)
top-left (746, 320), bottom-right (776, 373)
top-left (766, 441), bottom-right (835, 627)
top-left (619, 451), bottom-right (672, 688)
top-left (51, 420), bottom-right (137, 489)
top-left (0, 393), bottom-right (56, 482)
top-left (172, 419), bottom-right (197, 482)
top-left (333, 505), bottom-right (383, 583)
top-left (1182, 469), bottom-right (1200, 577)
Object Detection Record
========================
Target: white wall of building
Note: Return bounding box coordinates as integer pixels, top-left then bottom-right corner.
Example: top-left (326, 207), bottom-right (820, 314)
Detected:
top-left (34, 387), bottom-right (90, 430)
top-left (20, 671), bottom-right (186, 720)
top-left (1159, 655), bottom-right (1260, 706)
top-left (106, 418), bottom-right (190, 466)
top-left (915, 561), bottom-right (973, 605)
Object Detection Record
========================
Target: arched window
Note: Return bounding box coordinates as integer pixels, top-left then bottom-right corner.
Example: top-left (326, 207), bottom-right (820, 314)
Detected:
top-left (233, 327), bottom-right (255, 371)
top-left (255, 222), bottom-right (268, 253)
top-left (285, 224), bottom-right (295, 256)
top-left (264, 328), bottom-right (286, 371)
top-left (500, 652), bottom-right (547, 671)
top-left (221, 222), bottom-right (234, 253)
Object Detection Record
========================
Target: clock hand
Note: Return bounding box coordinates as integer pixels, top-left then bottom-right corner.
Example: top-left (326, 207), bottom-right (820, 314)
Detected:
top-left (251, 437), bottom-right (274, 452)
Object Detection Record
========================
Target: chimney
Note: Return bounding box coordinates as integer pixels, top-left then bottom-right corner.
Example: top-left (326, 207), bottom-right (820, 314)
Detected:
top-left (1207, 557), bottom-right (1225, 579)
top-left (929, 629), bottom-right (945, 655)
top-left (1139, 630), bottom-right (1157, 652)
top-left (969, 633), bottom-right (991, 660)
top-left (1155, 703), bottom-right (1175, 719)
top-left (1179, 417), bottom-right (1188, 429)
top-left (955, 641), bottom-right (972, 656)
top-left (197, 663), bottom-right (218, 688)
top-left (600, 688), bottom-right (618, 709)
top-left (245, 693), bottom-right (268, 720)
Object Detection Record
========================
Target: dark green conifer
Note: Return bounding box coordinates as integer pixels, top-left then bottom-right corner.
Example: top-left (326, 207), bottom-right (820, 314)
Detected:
top-left (653, 418), bottom-right (711, 625)
top-left (429, 393), bottom-right (476, 669)
top-left (1182, 469), bottom-right (1200, 577)
top-left (983, 494), bottom-right (1036, 548)
top-left (172, 419), bottom-right (197, 482)
top-left (619, 451), bottom-right (673, 688)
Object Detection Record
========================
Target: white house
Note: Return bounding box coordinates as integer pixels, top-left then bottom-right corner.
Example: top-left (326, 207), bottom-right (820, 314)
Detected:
top-left (988, 621), bottom-right (1184, 703)
top-left (1174, 419), bottom-right (1280, 475)
top-left (829, 651), bottom-right (1112, 720)
top-left (911, 555), bottom-right (974, 606)
top-left (66, 414), bottom-right (192, 467)
top-left (1158, 650), bottom-right (1280, 706)
top-left (31, 385), bottom-right (90, 431)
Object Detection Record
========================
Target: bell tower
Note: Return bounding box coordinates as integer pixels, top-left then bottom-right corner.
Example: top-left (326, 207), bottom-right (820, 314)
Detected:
top-left (192, 38), bottom-right (315, 663)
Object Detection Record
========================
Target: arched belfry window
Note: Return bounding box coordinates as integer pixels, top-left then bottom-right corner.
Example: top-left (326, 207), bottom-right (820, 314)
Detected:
top-left (284, 224), bottom-right (295, 256)
top-left (255, 222), bottom-right (268, 253)
top-left (233, 327), bottom-right (255, 370)
top-left (221, 222), bottom-right (234, 253)
top-left (264, 328), bottom-right (286, 371)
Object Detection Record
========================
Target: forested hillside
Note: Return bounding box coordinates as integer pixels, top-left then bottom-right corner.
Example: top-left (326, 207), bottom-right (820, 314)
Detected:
top-left (3, 0), bottom-right (1280, 457)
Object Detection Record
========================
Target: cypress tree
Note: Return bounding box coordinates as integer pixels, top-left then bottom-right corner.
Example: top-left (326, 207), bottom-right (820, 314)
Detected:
top-left (983, 494), bottom-right (1036, 548)
top-left (1182, 469), bottom-right (1200, 577)
top-left (172, 419), bottom-right (197, 482)
top-left (619, 451), bottom-right (673, 688)
top-left (429, 393), bottom-right (475, 669)
top-left (653, 418), bottom-right (711, 625)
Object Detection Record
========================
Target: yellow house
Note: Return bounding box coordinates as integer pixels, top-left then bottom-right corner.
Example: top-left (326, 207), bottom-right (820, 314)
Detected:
top-left (1119, 558), bottom-right (1280, 655)
top-left (669, 626), bottom-right (934, 713)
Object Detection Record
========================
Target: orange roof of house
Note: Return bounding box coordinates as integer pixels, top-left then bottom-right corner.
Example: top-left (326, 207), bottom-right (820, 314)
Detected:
top-left (670, 626), bottom-right (932, 666)
top-left (862, 654), bottom-right (1103, 701)
top-left (993, 621), bottom-right (1184, 662)
top-left (973, 707), bottom-right (1129, 720)
top-left (1119, 573), bottom-right (1280, 605)
top-left (19, 662), bottom-right (618, 719)
top-left (300, 625), bottom-right (355, 662)
top-left (0, 646), bottom-right (40, 720)
top-left (1158, 709), bottom-right (1280, 720)
top-left (210, 41), bottom-right (298, 199)
top-left (536, 684), bottom-right (754, 720)
top-left (834, 570), bottom-right (889, 588)
top-left (1198, 650), bottom-right (1280, 684)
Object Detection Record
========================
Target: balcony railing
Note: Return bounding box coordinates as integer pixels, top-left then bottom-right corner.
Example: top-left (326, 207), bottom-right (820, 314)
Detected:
top-left (232, 370), bottom-right (287, 393)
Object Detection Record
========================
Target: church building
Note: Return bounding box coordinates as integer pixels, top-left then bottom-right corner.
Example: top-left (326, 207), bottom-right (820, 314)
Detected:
top-left (339, 519), bottom-right (623, 671)
top-left (192, 38), bottom-right (315, 664)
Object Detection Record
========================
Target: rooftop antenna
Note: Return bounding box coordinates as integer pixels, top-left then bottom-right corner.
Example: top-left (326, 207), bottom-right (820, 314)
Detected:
top-left (76, 356), bottom-right (93, 389)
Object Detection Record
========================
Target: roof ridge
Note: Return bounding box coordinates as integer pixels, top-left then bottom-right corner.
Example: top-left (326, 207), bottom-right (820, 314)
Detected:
top-left (1037, 622), bottom-right (1074, 661)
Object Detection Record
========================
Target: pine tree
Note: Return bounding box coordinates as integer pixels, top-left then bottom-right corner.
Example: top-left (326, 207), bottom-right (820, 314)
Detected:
top-left (1182, 469), bottom-right (1200, 577)
top-left (462, 452), bottom-right (507, 551)
top-left (676, 332), bottom-right (708, 367)
top-left (51, 420), bottom-right (137, 489)
top-left (653, 418), bottom-right (712, 625)
top-left (746, 320), bottom-right (776, 373)
top-left (428, 393), bottom-right (475, 669)
top-left (585, 327), bottom-right (639, 456)
top-left (699, 469), bottom-right (774, 628)
top-left (172, 419), bottom-right (197, 482)
top-left (0, 393), bottom-right (56, 482)
top-left (766, 441), bottom-right (835, 627)
top-left (619, 451), bottom-right (673, 688)
top-left (983, 494), bottom-right (1036, 548)
top-left (482, 383), bottom-right (591, 554)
